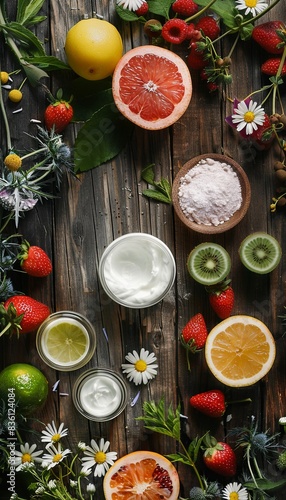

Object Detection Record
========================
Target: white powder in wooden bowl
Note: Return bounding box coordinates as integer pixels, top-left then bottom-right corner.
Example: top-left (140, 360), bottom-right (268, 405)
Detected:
top-left (178, 157), bottom-right (242, 226)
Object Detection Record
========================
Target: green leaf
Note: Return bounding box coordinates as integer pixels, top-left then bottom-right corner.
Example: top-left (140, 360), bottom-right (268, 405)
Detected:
top-left (240, 23), bottom-right (254, 41)
top-left (142, 164), bottom-right (156, 185)
top-left (20, 60), bottom-right (48, 85)
top-left (188, 434), bottom-right (206, 463)
top-left (148, 0), bottom-right (173, 18)
top-left (26, 55), bottom-right (70, 71)
top-left (1, 21), bottom-right (45, 56)
top-left (74, 103), bottom-right (134, 172)
top-left (116, 5), bottom-right (140, 21)
top-left (165, 453), bottom-right (191, 465)
top-left (68, 78), bottom-right (114, 122)
top-left (244, 478), bottom-right (286, 492)
top-left (142, 188), bottom-right (172, 203)
top-left (16, 0), bottom-right (46, 26)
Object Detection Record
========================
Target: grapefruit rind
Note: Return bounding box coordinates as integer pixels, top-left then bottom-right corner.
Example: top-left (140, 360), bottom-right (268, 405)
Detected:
top-left (103, 450), bottom-right (180, 500)
top-left (112, 45), bottom-right (192, 130)
top-left (205, 315), bottom-right (276, 387)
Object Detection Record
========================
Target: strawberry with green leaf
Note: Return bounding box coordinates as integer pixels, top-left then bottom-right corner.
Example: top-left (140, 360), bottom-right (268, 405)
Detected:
top-left (44, 89), bottom-right (73, 133)
top-left (1, 296), bottom-right (50, 336)
top-left (206, 279), bottom-right (234, 319)
top-left (203, 433), bottom-right (237, 476)
top-left (181, 313), bottom-right (208, 370)
top-left (18, 240), bottom-right (52, 277)
top-left (252, 21), bottom-right (286, 54)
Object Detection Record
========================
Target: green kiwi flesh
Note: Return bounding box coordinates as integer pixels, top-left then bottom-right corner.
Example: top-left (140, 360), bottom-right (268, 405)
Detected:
top-left (187, 242), bottom-right (231, 285)
top-left (239, 232), bottom-right (282, 274)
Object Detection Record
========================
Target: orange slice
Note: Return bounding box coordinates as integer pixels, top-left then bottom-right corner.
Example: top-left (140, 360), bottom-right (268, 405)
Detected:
top-left (112, 45), bottom-right (192, 130)
top-left (103, 450), bottom-right (180, 499)
top-left (205, 315), bottom-right (276, 387)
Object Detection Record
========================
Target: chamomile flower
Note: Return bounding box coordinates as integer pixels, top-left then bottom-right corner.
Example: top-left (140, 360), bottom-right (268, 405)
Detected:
top-left (81, 438), bottom-right (117, 477)
top-left (122, 347), bottom-right (158, 385)
top-left (235, 0), bottom-right (268, 16)
top-left (41, 420), bottom-right (68, 445)
top-left (14, 443), bottom-right (43, 471)
top-left (229, 98), bottom-right (265, 135)
top-left (116, 0), bottom-right (144, 11)
top-left (41, 443), bottom-right (71, 469)
top-left (222, 482), bottom-right (249, 500)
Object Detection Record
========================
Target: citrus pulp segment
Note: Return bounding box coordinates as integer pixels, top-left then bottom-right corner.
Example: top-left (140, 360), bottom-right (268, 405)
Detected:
top-left (112, 45), bottom-right (192, 130)
top-left (205, 315), bottom-right (276, 387)
top-left (103, 450), bottom-right (180, 499)
top-left (42, 318), bottom-right (90, 366)
top-left (239, 232), bottom-right (282, 274)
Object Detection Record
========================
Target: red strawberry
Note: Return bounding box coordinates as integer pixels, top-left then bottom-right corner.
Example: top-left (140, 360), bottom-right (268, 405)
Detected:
top-left (135, 1), bottom-right (149, 16)
top-left (187, 42), bottom-right (206, 70)
top-left (44, 99), bottom-right (73, 133)
top-left (181, 313), bottom-right (208, 351)
top-left (3, 296), bottom-right (50, 335)
top-left (161, 19), bottom-right (188, 44)
top-left (190, 390), bottom-right (226, 417)
top-left (196, 16), bottom-right (220, 41)
top-left (172, 0), bottom-right (199, 17)
top-left (252, 113), bottom-right (275, 149)
top-left (207, 281), bottom-right (234, 319)
top-left (261, 57), bottom-right (286, 76)
top-left (203, 434), bottom-right (237, 476)
top-left (252, 21), bottom-right (286, 54)
top-left (18, 240), bottom-right (52, 277)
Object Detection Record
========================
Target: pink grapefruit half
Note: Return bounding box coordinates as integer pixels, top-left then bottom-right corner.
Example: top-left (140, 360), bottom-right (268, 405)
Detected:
top-left (112, 45), bottom-right (192, 130)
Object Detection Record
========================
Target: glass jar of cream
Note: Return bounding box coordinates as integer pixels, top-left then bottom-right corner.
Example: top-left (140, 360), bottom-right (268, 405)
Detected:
top-left (98, 233), bottom-right (176, 308)
top-left (72, 368), bottom-right (128, 422)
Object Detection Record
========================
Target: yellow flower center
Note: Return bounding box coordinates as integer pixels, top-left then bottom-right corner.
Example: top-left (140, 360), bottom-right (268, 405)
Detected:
top-left (245, 0), bottom-right (257, 7)
top-left (135, 359), bottom-right (147, 372)
top-left (229, 493), bottom-right (239, 500)
top-left (22, 453), bottom-right (32, 463)
top-left (53, 453), bottom-right (63, 462)
top-left (52, 433), bottom-right (61, 442)
top-left (95, 451), bottom-right (106, 464)
top-left (244, 110), bottom-right (255, 123)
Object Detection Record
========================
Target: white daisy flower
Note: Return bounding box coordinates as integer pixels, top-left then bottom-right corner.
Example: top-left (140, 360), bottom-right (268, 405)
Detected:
top-left (86, 483), bottom-right (96, 493)
top-left (78, 441), bottom-right (86, 451)
top-left (231, 99), bottom-right (265, 135)
top-left (14, 443), bottom-right (43, 471)
top-left (235, 0), bottom-right (268, 17)
top-left (222, 482), bottom-right (249, 500)
top-left (41, 421), bottom-right (68, 445)
top-left (41, 444), bottom-right (71, 469)
top-left (81, 438), bottom-right (117, 477)
top-left (122, 347), bottom-right (158, 385)
top-left (116, 0), bottom-right (144, 11)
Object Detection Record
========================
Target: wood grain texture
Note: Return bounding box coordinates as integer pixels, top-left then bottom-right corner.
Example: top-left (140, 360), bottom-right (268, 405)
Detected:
top-left (1, 0), bottom-right (286, 498)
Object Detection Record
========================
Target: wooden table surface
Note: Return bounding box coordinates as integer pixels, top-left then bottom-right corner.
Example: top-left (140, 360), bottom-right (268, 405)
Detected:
top-left (1, 0), bottom-right (286, 499)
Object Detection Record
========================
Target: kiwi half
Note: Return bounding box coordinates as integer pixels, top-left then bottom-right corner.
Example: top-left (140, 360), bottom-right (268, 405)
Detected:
top-left (239, 232), bottom-right (282, 274)
top-left (187, 242), bottom-right (231, 285)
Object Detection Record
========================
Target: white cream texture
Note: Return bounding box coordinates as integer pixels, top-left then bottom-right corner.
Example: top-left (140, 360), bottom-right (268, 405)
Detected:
top-left (178, 157), bottom-right (242, 226)
top-left (102, 239), bottom-right (174, 306)
top-left (80, 375), bottom-right (121, 417)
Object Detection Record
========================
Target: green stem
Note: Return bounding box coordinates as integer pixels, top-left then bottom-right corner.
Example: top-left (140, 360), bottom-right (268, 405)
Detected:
top-left (21, 147), bottom-right (47, 161)
top-left (253, 455), bottom-right (263, 479)
top-left (0, 212), bottom-right (14, 234)
top-left (271, 45), bottom-right (286, 115)
top-left (0, 66), bottom-right (12, 151)
top-left (185, 0), bottom-right (218, 23)
top-left (227, 33), bottom-right (240, 58)
top-left (179, 439), bottom-right (205, 491)
top-left (246, 445), bottom-right (259, 488)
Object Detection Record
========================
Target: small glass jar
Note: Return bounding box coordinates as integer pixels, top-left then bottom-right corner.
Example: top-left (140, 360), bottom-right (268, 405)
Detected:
top-left (98, 233), bottom-right (176, 308)
top-left (36, 311), bottom-right (96, 372)
top-left (72, 368), bottom-right (128, 422)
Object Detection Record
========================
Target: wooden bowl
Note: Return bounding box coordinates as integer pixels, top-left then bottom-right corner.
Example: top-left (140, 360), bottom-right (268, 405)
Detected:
top-left (172, 153), bottom-right (251, 234)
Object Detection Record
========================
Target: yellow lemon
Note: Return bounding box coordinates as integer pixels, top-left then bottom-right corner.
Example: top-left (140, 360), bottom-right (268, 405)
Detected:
top-left (205, 315), bottom-right (276, 387)
top-left (65, 18), bottom-right (123, 81)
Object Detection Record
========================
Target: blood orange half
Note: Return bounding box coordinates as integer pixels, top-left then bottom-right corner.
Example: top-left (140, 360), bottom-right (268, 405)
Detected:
top-left (103, 450), bottom-right (180, 499)
top-left (112, 45), bottom-right (192, 130)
